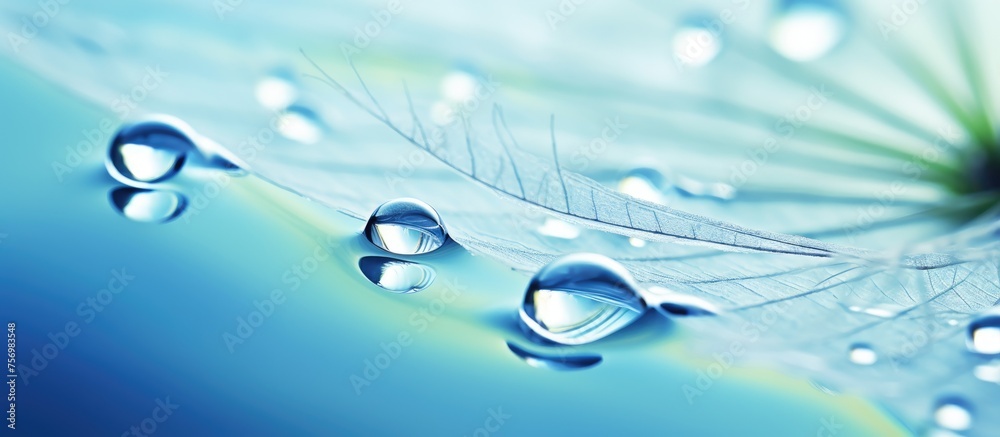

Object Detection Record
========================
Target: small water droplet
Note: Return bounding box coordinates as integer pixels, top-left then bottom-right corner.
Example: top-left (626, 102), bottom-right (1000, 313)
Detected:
top-left (848, 343), bottom-right (878, 365)
top-left (967, 314), bottom-right (1000, 355)
top-left (769, 0), bottom-right (848, 62)
top-left (842, 302), bottom-right (902, 318)
top-left (618, 167), bottom-right (665, 204)
top-left (440, 67), bottom-right (480, 103)
top-left (255, 69), bottom-right (299, 111)
top-left (628, 238), bottom-right (647, 248)
top-left (277, 105), bottom-right (326, 144)
top-left (364, 198), bottom-right (448, 255)
top-left (648, 287), bottom-right (719, 317)
top-left (973, 360), bottom-right (1000, 383)
top-left (933, 396), bottom-right (973, 431)
top-left (536, 218), bottom-right (580, 240)
top-left (107, 119), bottom-right (195, 184)
top-left (520, 253), bottom-right (646, 345)
top-left (506, 341), bottom-right (602, 371)
top-left (358, 256), bottom-right (436, 294)
top-left (109, 187), bottom-right (187, 223)
top-left (672, 17), bottom-right (722, 68)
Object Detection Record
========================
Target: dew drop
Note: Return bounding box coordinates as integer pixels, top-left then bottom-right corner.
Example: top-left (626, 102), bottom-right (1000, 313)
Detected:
top-left (520, 253), bottom-right (646, 345)
top-left (672, 17), bottom-right (722, 68)
top-left (107, 119), bottom-right (195, 184)
top-left (648, 286), bottom-right (719, 317)
top-left (618, 167), bottom-right (665, 204)
top-left (769, 0), bottom-right (847, 62)
top-left (358, 256), bottom-right (436, 294)
top-left (277, 105), bottom-right (326, 144)
top-left (933, 396), bottom-right (973, 431)
top-left (364, 198), bottom-right (448, 255)
top-left (848, 343), bottom-right (878, 365)
top-left (255, 69), bottom-right (299, 111)
top-left (109, 187), bottom-right (187, 223)
top-left (536, 218), bottom-right (580, 240)
top-left (966, 314), bottom-right (1000, 355)
top-left (506, 341), bottom-right (602, 371)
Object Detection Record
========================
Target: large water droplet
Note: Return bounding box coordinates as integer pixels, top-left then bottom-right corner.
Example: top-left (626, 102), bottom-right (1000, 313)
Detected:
top-left (520, 253), bottom-right (646, 345)
top-left (255, 69), bottom-right (299, 111)
top-left (358, 256), bottom-right (436, 294)
top-left (648, 286), bottom-right (719, 317)
top-left (672, 17), bottom-right (722, 69)
top-left (107, 119), bottom-right (195, 184)
top-left (364, 198), bottom-right (448, 255)
top-left (109, 187), bottom-right (187, 223)
top-left (848, 343), bottom-right (878, 365)
top-left (769, 0), bottom-right (848, 62)
top-left (933, 396), bottom-right (973, 431)
top-left (506, 341), bottom-right (602, 371)
top-left (277, 105), bottom-right (326, 144)
top-left (967, 313), bottom-right (1000, 355)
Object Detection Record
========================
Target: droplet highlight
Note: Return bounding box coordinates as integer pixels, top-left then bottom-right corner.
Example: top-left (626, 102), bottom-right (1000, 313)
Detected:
top-left (967, 313), bottom-right (1000, 355)
top-left (277, 105), bottom-right (326, 145)
top-left (255, 69), bottom-right (299, 111)
top-left (618, 168), bottom-right (665, 204)
top-left (358, 256), bottom-right (436, 294)
top-left (672, 17), bottom-right (722, 68)
top-left (520, 253), bottom-right (646, 345)
top-left (933, 396), bottom-right (973, 431)
top-left (848, 343), bottom-right (878, 365)
top-left (536, 218), bottom-right (580, 240)
top-left (107, 119), bottom-right (195, 184)
top-left (506, 341), bottom-right (602, 371)
top-left (364, 198), bottom-right (448, 255)
top-left (648, 286), bottom-right (719, 317)
top-left (769, 0), bottom-right (848, 62)
top-left (109, 187), bottom-right (187, 223)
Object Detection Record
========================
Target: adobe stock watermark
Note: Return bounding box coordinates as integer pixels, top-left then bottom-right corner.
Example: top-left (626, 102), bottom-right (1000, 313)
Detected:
top-left (842, 125), bottom-right (960, 243)
top-left (546, 0), bottom-right (588, 31)
top-left (5, 0), bottom-right (72, 54)
top-left (815, 415), bottom-right (844, 437)
top-left (222, 240), bottom-right (337, 353)
top-left (465, 407), bottom-right (512, 437)
top-left (349, 278), bottom-right (467, 395)
top-left (567, 116), bottom-right (628, 172)
top-left (119, 397), bottom-right (179, 437)
top-left (17, 269), bottom-right (135, 385)
top-left (681, 299), bottom-right (794, 404)
top-left (877, 0), bottom-right (930, 40)
top-left (728, 84), bottom-right (834, 188)
top-left (340, 0), bottom-right (404, 57)
top-left (51, 65), bottom-right (170, 182)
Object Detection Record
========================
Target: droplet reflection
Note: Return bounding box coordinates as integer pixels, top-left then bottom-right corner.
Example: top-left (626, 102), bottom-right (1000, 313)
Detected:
top-left (506, 341), bottom-right (602, 371)
top-left (358, 256), bottom-right (436, 294)
top-left (109, 187), bottom-right (187, 223)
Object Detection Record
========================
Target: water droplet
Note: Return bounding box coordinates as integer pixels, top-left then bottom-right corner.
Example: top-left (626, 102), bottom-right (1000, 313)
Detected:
top-left (440, 67), bottom-right (480, 103)
top-left (933, 396), bottom-right (973, 431)
top-left (255, 69), bottom-right (299, 111)
top-left (648, 286), bottom-right (718, 317)
top-left (672, 17), bottom-right (722, 68)
top-left (973, 360), bottom-right (1000, 383)
top-left (107, 119), bottom-right (195, 184)
top-left (536, 218), bottom-right (580, 240)
top-left (769, 0), bottom-right (848, 62)
top-left (358, 256), bottom-right (436, 294)
top-left (277, 105), bottom-right (326, 144)
top-left (967, 314), bottom-right (1000, 355)
top-left (109, 187), bottom-right (187, 223)
top-left (842, 302), bottom-right (902, 318)
top-left (364, 198), bottom-right (448, 255)
top-left (618, 167), bottom-right (666, 204)
top-left (520, 253), bottom-right (646, 345)
top-left (506, 341), bottom-right (602, 371)
top-left (628, 238), bottom-right (647, 248)
top-left (848, 343), bottom-right (878, 365)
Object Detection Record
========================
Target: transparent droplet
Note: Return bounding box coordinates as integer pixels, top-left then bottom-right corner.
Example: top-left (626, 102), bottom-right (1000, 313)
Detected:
top-left (506, 341), bottom-right (602, 371)
top-left (967, 314), bottom-right (1000, 355)
top-left (520, 253), bottom-right (646, 345)
top-left (277, 105), bottom-right (325, 144)
top-left (648, 286), bottom-right (719, 317)
top-left (618, 168), bottom-right (665, 204)
top-left (848, 343), bottom-right (878, 365)
top-left (672, 17), bottom-right (722, 68)
top-left (255, 69), bottom-right (299, 110)
top-left (358, 256), bottom-right (436, 294)
top-left (769, 0), bottom-right (847, 62)
top-left (107, 119), bottom-right (195, 184)
top-left (109, 187), bottom-right (187, 223)
top-left (364, 198), bottom-right (448, 255)
top-left (536, 218), bottom-right (580, 240)
top-left (933, 397), bottom-right (973, 431)
top-left (973, 360), bottom-right (1000, 383)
